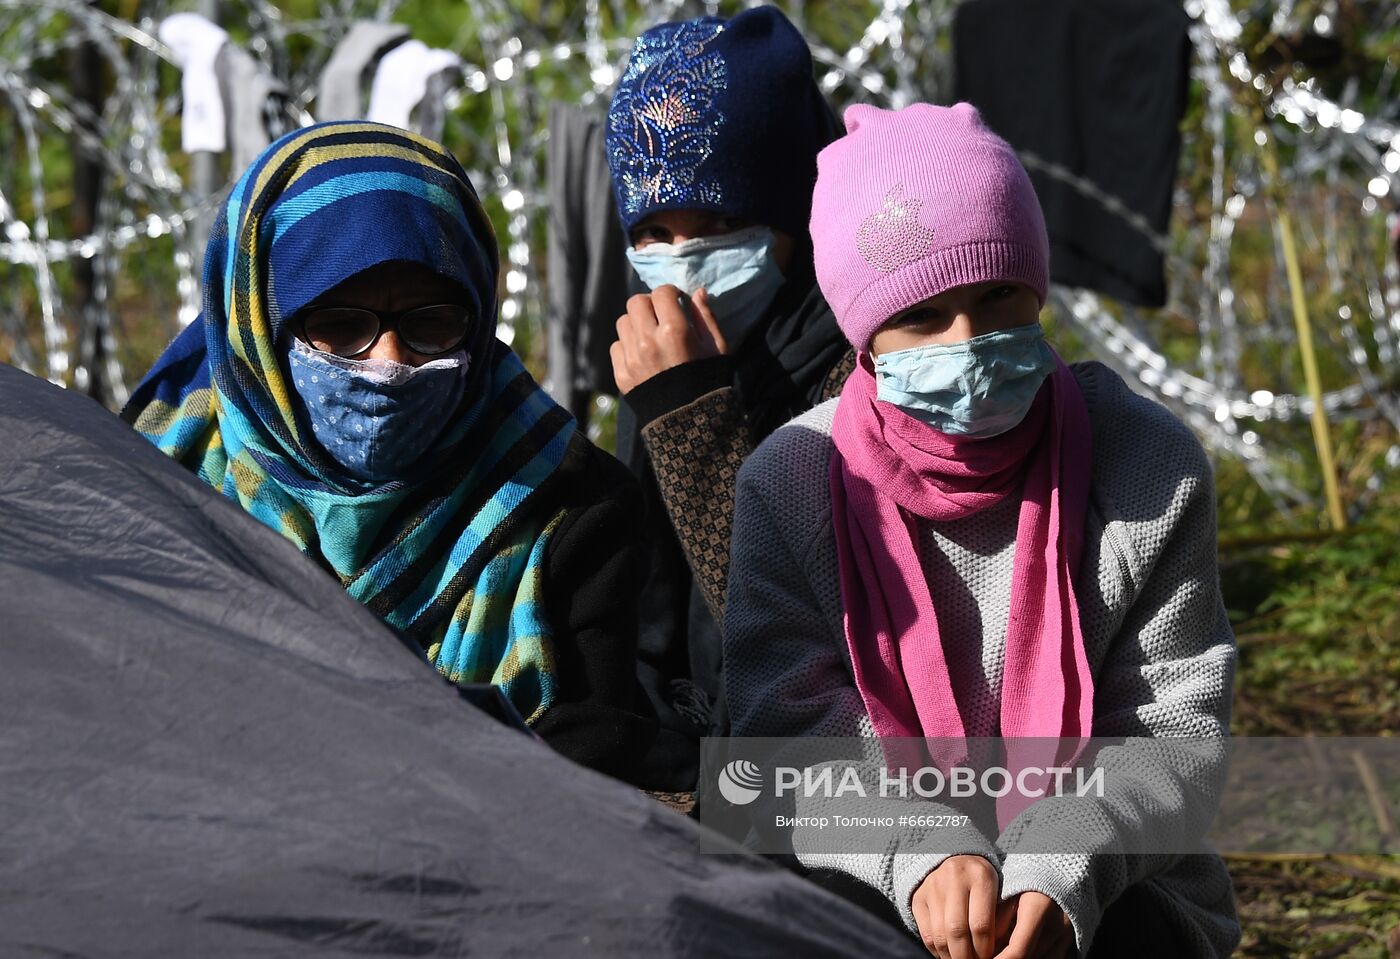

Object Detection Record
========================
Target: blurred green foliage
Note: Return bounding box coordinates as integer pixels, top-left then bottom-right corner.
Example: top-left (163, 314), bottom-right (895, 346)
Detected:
top-left (1, 3), bottom-right (1395, 513)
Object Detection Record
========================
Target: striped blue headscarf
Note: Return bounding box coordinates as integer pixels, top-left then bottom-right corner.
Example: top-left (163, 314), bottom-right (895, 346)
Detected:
top-left (123, 122), bottom-right (576, 722)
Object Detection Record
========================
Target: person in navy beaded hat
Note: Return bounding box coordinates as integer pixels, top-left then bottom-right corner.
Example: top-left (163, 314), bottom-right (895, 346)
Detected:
top-left (603, 5), bottom-right (852, 793)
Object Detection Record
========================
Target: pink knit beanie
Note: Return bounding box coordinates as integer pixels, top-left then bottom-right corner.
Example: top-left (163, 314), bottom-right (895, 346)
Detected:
top-left (810, 102), bottom-right (1049, 352)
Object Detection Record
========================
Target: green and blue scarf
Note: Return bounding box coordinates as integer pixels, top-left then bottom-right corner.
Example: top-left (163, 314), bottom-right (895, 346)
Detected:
top-left (123, 122), bottom-right (575, 723)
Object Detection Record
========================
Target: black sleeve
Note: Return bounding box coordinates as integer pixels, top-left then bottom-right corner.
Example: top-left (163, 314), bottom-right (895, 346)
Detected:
top-left (621, 354), bottom-right (734, 429)
top-left (531, 440), bottom-right (659, 784)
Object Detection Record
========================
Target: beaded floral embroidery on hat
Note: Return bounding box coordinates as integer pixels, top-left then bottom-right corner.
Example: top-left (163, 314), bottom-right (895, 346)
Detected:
top-left (607, 20), bottom-right (727, 220)
top-left (856, 182), bottom-right (936, 274)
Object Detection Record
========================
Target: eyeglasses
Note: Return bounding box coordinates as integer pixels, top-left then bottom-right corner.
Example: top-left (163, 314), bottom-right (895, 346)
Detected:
top-left (294, 303), bottom-right (472, 358)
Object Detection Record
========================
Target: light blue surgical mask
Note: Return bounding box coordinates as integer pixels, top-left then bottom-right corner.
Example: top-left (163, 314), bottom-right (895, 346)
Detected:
top-left (287, 339), bottom-right (469, 484)
top-left (873, 322), bottom-right (1055, 438)
top-left (625, 225), bottom-right (785, 344)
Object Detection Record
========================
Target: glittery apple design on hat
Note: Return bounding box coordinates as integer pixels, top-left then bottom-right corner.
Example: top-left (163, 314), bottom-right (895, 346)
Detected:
top-left (855, 183), bottom-right (936, 274)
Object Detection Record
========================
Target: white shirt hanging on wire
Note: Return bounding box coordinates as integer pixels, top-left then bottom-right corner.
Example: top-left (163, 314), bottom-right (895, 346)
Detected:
top-left (315, 21), bottom-right (411, 121)
top-left (158, 13), bottom-right (229, 154)
top-left (365, 40), bottom-right (462, 130)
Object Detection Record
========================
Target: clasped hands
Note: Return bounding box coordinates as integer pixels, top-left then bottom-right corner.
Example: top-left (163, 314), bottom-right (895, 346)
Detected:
top-left (912, 855), bottom-right (1075, 959)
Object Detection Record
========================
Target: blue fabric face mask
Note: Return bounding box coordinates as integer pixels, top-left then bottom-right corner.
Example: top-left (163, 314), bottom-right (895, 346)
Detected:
top-left (287, 340), bottom-right (469, 484)
top-left (625, 225), bottom-right (785, 344)
top-left (873, 322), bottom-right (1055, 438)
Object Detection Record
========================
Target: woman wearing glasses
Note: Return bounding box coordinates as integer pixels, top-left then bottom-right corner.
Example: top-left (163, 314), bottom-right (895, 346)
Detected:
top-left (123, 122), bottom-right (655, 783)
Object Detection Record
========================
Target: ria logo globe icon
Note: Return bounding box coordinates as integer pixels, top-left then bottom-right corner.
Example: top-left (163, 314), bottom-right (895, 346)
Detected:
top-left (717, 759), bottom-right (764, 805)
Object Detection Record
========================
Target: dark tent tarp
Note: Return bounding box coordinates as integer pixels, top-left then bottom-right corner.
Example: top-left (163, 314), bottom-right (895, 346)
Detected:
top-left (0, 364), bottom-right (923, 958)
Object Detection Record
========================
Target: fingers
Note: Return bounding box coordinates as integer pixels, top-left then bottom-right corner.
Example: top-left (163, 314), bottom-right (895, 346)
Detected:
top-left (912, 877), bottom-right (938, 957)
top-left (992, 893), bottom-right (1052, 959)
top-left (691, 287), bottom-right (728, 355)
top-left (968, 870), bottom-right (999, 959)
top-left (619, 292), bottom-right (660, 343)
top-left (945, 866), bottom-right (998, 959)
top-left (992, 909), bottom-right (1039, 959)
top-left (913, 874), bottom-right (953, 959)
top-left (649, 283), bottom-right (692, 333)
top-left (614, 295), bottom-right (655, 374)
top-left (942, 881), bottom-right (975, 959)
top-left (610, 286), bottom-right (723, 389)
top-left (995, 898), bottom-right (1018, 953)
top-left (913, 857), bottom-right (1000, 959)
top-left (613, 294), bottom-right (659, 395)
top-left (608, 339), bottom-right (634, 396)
top-left (612, 293), bottom-right (674, 393)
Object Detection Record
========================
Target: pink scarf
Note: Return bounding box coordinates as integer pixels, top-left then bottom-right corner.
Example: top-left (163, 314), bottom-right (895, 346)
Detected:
top-left (830, 354), bottom-right (1094, 825)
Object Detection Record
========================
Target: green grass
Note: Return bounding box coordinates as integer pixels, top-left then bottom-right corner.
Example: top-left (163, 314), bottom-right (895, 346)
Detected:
top-left (1221, 491), bottom-right (1400, 738)
top-left (1220, 467), bottom-right (1400, 957)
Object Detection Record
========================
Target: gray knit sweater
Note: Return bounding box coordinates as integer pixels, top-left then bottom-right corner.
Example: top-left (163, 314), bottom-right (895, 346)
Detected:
top-left (723, 361), bottom-right (1240, 957)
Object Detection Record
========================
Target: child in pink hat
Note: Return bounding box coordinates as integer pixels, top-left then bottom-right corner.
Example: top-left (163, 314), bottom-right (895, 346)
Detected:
top-left (722, 103), bottom-right (1239, 958)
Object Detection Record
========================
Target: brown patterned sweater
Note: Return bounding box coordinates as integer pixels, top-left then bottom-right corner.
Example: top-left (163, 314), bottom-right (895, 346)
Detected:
top-left (618, 275), bottom-right (854, 789)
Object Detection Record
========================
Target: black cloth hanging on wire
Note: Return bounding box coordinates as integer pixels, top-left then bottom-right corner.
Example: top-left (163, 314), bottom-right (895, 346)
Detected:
top-left (952, 0), bottom-right (1191, 308)
top-left (545, 103), bottom-right (630, 421)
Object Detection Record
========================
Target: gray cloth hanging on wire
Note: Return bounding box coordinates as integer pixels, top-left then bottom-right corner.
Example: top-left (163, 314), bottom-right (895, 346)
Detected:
top-left (546, 103), bottom-right (630, 417)
top-left (316, 21), bottom-right (411, 121)
top-left (216, 43), bottom-right (287, 174)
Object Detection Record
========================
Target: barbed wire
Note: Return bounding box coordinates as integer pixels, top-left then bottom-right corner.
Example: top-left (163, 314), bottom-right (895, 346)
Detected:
top-left (0, 0), bottom-right (1396, 515)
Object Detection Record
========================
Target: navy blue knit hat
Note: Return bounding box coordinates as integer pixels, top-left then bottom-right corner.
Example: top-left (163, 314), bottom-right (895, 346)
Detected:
top-left (605, 5), bottom-right (831, 240)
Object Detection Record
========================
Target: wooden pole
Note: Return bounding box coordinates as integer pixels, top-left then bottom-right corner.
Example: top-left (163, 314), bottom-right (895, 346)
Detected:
top-left (1259, 137), bottom-right (1348, 530)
